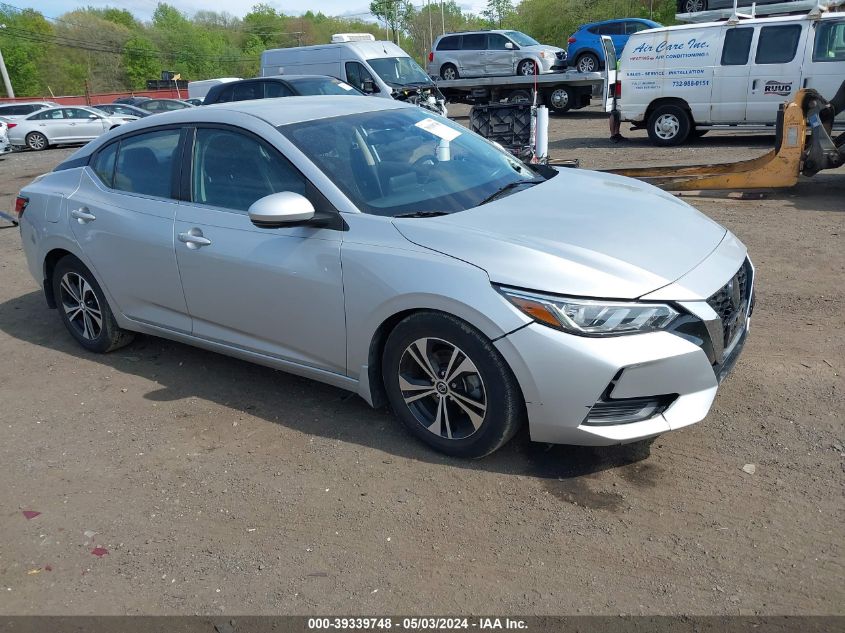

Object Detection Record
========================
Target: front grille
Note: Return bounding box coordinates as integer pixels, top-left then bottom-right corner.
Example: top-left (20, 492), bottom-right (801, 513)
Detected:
top-left (707, 259), bottom-right (752, 350)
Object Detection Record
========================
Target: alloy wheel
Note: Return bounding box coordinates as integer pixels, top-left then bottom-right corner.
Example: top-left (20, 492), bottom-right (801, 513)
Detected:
top-left (654, 113), bottom-right (681, 141)
top-left (684, 0), bottom-right (705, 11)
top-left (397, 337), bottom-right (487, 440)
top-left (518, 61), bottom-right (536, 76)
top-left (59, 272), bottom-right (103, 340)
top-left (577, 56), bottom-right (596, 73)
top-left (442, 66), bottom-right (457, 80)
top-left (27, 133), bottom-right (47, 151)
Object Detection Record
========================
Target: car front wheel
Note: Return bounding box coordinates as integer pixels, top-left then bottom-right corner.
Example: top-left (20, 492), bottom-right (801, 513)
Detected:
top-left (52, 255), bottom-right (134, 353)
top-left (517, 59), bottom-right (537, 76)
top-left (647, 104), bottom-right (692, 146)
top-left (382, 312), bottom-right (524, 458)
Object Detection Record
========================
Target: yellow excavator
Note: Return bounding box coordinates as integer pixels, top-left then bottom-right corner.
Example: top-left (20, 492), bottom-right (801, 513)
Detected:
top-left (604, 81), bottom-right (845, 191)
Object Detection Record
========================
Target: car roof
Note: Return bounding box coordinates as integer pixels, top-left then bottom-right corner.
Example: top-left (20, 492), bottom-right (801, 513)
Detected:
top-left (0, 101), bottom-right (55, 107)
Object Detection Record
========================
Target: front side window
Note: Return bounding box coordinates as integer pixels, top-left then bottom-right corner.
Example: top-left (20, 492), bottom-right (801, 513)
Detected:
top-left (65, 108), bottom-right (94, 120)
top-left (191, 128), bottom-right (306, 212)
top-left (503, 31), bottom-right (540, 47)
top-left (281, 108), bottom-right (544, 217)
top-left (91, 142), bottom-right (118, 188)
top-left (756, 25), bottom-right (802, 64)
top-left (367, 57), bottom-right (431, 87)
top-left (721, 28), bottom-right (753, 66)
top-left (113, 128), bottom-right (181, 199)
top-left (488, 34), bottom-right (512, 50)
top-left (345, 61), bottom-right (378, 92)
top-left (813, 20), bottom-right (845, 62)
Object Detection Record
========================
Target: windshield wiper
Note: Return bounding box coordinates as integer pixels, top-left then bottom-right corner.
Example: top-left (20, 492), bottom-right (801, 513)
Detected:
top-left (393, 210), bottom-right (450, 219)
top-left (478, 178), bottom-right (545, 206)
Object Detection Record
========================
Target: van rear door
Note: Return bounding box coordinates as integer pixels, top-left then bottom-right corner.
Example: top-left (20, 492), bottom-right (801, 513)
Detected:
top-left (745, 22), bottom-right (808, 123)
top-left (802, 16), bottom-right (845, 121)
top-left (601, 35), bottom-right (617, 112)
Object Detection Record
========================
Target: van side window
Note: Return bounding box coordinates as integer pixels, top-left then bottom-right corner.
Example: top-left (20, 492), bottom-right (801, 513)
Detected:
top-left (755, 25), bottom-right (802, 64)
top-left (461, 33), bottom-right (486, 50)
top-left (721, 28), bottom-right (753, 66)
top-left (487, 34), bottom-right (511, 50)
top-left (813, 20), bottom-right (845, 62)
top-left (345, 62), bottom-right (378, 93)
top-left (437, 35), bottom-right (460, 51)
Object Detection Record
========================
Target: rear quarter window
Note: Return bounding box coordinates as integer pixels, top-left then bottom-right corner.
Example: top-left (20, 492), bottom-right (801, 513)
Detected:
top-left (91, 143), bottom-right (118, 188)
top-left (437, 35), bottom-right (461, 51)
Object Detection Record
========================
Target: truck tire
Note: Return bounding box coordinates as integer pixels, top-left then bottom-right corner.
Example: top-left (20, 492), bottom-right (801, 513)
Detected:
top-left (647, 104), bottom-right (692, 146)
top-left (576, 53), bottom-right (599, 73)
top-left (440, 64), bottom-right (458, 80)
top-left (546, 86), bottom-right (573, 114)
top-left (505, 89), bottom-right (532, 104)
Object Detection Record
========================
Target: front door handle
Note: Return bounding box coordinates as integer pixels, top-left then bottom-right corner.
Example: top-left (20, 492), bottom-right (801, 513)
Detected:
top-left (71, 208), bottom-right (96, 223)
top-left (178, 228), bottom-right (212, 249)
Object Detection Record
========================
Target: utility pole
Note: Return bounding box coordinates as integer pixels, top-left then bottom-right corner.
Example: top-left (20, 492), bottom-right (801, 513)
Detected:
top-left (440, 0), bottom-right (445, 35)
top-left (0, 48), bottom-right (13, 99)
top-left (428, 0), bottom-right (433, 49)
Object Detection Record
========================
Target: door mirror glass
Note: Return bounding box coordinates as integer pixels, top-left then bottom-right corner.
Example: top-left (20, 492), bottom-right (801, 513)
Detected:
top-left (248, 192), bottom-right (315, 227)
top-left (362, 78), bottom-right (376, 94)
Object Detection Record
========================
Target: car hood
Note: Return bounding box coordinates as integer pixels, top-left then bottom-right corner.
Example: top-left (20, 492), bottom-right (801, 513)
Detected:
top-left (392, 168), bottom-right (727, 299)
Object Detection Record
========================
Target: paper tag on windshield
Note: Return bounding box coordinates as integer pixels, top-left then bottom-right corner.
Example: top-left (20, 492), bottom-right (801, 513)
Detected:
top-left (415, 118), bottom-right (461, 141)
top-left (337, 82), bottom-right (354, 91)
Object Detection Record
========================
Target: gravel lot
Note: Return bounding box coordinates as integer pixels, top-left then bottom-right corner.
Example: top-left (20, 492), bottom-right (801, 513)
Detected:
top-left (0, 106), bottom-right (842, 616)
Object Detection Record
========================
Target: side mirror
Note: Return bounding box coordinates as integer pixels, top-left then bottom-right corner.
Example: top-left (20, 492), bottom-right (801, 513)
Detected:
top-left (505, 42), bottom-right (514, 50)
top-left (248, 192), bottom-right (315, 228)
top-left (361, 78), bottom-right (376, 94)
top-left (88, 114), bottom-right (100, 119)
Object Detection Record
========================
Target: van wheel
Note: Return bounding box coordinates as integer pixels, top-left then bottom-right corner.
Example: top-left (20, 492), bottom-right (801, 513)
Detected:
top-left (517, 60), bottom-right (537, 76)
top-left (440, 64), bottom-right (458, 80)
top-left (647, 105), bottom-right (692, 146)
top-left (576, 53), bottom-right (599, 73)
top-left (547, 86), bottom-right (573, 114)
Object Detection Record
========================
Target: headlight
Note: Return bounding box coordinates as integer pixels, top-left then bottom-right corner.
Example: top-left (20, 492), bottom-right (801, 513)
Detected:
top-left (497, 287), bottom-right (680, 336)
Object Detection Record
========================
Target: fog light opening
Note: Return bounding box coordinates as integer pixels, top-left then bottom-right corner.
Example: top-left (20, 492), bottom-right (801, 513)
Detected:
top-left (584, 374), bottom-right (677, 426)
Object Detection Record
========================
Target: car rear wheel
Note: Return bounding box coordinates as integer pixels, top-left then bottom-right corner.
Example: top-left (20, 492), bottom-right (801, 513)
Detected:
top-left (517, 59), bottom-right (537, 76)
top-left (647, 105), bottom-right (692, 146)
top-left (382, 312), bottom-right (524, 458)
top-left (576, 53), bottom-right (599, 73)
top-left (52, 256), bottom-right (134, 353)
top-left (547, 86), bottom-right (573, 114)
top-left (25, 132), bottom-right (48, 151)
top-left (440, 64), bottom-right (458, 80)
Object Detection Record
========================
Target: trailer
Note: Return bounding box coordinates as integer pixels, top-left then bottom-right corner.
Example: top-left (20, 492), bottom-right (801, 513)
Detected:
top-left (433, 71), bottom-right (605, 114)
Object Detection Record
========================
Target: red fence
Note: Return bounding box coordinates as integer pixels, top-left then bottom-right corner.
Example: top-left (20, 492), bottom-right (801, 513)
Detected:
top-left (0, 88), bottom-right (184, 105)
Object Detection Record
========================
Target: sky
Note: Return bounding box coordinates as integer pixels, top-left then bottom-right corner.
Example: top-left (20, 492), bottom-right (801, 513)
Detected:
top-left (16, 0), bottom-right (488, 22)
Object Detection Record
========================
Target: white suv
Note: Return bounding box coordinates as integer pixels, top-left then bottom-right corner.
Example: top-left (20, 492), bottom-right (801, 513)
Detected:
top-left (0, 101), bottom-right (59, 120)
top-left (428, 30), bottom-right (566, 80)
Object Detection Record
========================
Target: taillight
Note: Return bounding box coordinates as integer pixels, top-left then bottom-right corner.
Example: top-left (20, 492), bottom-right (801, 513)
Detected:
top-left (428, 51), bottom-right (434, 62)
top-left (7, 123), bottom-right (16, 129)
top-left (14, 196), bottom-right (28, 219)
top-left (615, 82), bottom-right (622, 98)
top-left (567, 37), bottom-right (576, 44)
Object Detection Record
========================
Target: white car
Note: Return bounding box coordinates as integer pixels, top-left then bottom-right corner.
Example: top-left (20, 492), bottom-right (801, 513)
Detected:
top-left (7, 106), bottom-right (130, 151)
top-left (0, 119), bottom-right (10, 154)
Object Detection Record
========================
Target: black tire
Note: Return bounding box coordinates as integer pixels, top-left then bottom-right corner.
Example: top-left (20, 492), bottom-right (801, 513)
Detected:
top-left (382, 312), bottom-right (524, 458)
top-left (52, 255), bottom-right (134, 353)
top-left (646, 104), bottom-right (692, 146)
top-left (680, 0), bottom-right (707, 12)
top-left (25, 132), bottom-right (48, 151)
top-left (506, 89), bottom-right (532, 104)
top-left (692, 129), bottom-right (709, 139)
top-left (576, 53), bottom-right (599, 73)
top-left (517, 59), bottom-right (537, 76)
top-left (440, 64), bottom-right (458, 80)
top-left (546, 85), bottom-right (573, 114)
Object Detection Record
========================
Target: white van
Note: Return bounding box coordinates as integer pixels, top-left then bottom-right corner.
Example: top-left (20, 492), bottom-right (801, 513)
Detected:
top-left (260, 35), bottom-right (447, 115)
top-left (188, 78), bottom-right (241, 100)
top-left (618, 12), bottom-right (845, 145)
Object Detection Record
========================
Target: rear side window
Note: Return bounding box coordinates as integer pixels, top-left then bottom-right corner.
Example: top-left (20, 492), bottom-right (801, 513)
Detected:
top-left (190, 128), bottom-right (305, 212)
top-left (437, 35), bottom-right (460, 51)
top-left (813, 20), bottom-right (845, 62)
top-left (233, 82), bottom-right (262, 101)
top-left (264, 81), bottom-right (293, 98)
top-left (721, 28), bottom-right (754, 65)
top-left (34, 109), bottom-right (64, 120)
top-left (597, 23), bottom-right (624, 36)
top-left (461, 33), bottom-right (486, 50)
top-left (625, 21), bottom-right (649, 34)
top-left (113, 128), bottom-right (181, 199)
top-left (91, 143), bottom-right (118, 188)
top-left (756, 25), bottom-right (802, 64)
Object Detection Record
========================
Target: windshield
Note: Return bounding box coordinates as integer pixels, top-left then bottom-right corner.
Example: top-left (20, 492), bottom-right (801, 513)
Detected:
top-left (287, 77), bottom-right (362, 96)
top-left (505, 31), bottom-right (541, 47)
top-left (280, 107), bottom-right (544, 217)
top-left (367, 57), bottom-right (432, 87)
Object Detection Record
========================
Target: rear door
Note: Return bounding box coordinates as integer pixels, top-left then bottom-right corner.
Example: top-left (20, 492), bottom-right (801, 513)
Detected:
top-left (711, 26), bottom-right (754, 122)
top-left (746, 23), bottom-right (807, 123)
top-left (485, 33), bottom-right (515, 76)
top-left (802, 16), bottom-right (845, 122)
top-left (459, 33), bottom-right (487, 77)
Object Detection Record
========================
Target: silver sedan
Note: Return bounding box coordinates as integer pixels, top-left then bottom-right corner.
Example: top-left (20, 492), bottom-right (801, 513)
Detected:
top-left (7, 106), bottom-right (130, 151)
top-left (14, 97), bottom-right (753, 457)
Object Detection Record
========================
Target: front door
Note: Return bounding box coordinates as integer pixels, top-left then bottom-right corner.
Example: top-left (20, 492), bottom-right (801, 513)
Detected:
top-left (486, 33), bottom-right (516, 76)
top-left (67, 127), bottom-right (191, 332)
top-left (65, 108), bottom-right (108, 141)
top-left (802, 17), bottom-right (845, 122)
top-left (746, 23), bottom-right (808, 123)
top-left (174, 126), bottom-right (347, 374)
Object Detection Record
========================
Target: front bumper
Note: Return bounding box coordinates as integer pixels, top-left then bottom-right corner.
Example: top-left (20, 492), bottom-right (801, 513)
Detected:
top-left (494, 255), bottom-right (754, 446)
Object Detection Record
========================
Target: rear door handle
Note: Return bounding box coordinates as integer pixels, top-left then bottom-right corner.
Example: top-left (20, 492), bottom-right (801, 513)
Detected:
top-left (178, 228), bottom-right (212, 249)
top-left (71, 208), bottom-right (96, 223)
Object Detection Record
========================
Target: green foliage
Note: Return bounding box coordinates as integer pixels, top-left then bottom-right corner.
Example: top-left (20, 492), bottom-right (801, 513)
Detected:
top-left (0, 7), bottom-right (52, 96)
top-left (483, 0), bottom-right (516, 29)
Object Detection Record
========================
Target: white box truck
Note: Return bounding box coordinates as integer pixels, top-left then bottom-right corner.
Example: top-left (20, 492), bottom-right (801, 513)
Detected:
top-left (260, 34), bottom-right (447, 115)
top-left (617, 11), bottom-right (845, 145)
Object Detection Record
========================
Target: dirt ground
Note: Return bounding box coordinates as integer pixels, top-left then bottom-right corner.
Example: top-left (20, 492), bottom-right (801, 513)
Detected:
top-left (0, 106), bottom-right (842, 616)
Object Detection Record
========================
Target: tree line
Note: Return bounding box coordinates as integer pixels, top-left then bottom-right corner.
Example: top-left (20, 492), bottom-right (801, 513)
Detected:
top-left (0, 0), bottom-right (677, 98)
